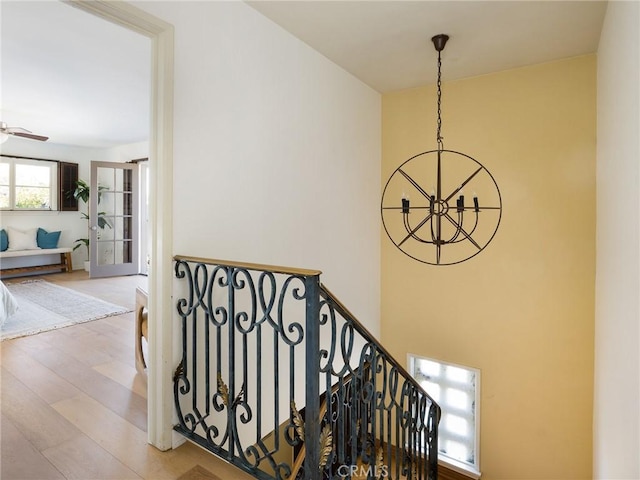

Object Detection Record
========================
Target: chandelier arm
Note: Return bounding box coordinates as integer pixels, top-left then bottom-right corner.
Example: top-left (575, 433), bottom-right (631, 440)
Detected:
top-left (399, 212), bottom-right (435, 246)
top-left (403, 215), bottom-right (416, 243)
top-left (403, 214), bottom-right (422, 244)
top-left (451, 211), bottom-right (479, 243)
top-left (404, 215), bottom-right (436, 245)
top-left (448, 212), bottom-right (464, 243)
top-left (443, 166), bottom-right (483, 203)
top-left (430, 214), bottom-right (437, 243)
top-left (442, 213), bottom-right (482, 250)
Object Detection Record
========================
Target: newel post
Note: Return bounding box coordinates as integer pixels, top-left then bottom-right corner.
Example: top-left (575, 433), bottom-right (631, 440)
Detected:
top-left (304, 273), bottom-right (321, 478)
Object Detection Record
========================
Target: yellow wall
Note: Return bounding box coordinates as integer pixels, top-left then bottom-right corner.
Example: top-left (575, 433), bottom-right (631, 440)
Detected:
top-left (381, 56), bottom-right (596, 479)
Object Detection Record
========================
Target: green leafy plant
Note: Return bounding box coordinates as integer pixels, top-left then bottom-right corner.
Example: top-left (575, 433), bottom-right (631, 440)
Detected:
top-left (72, 179), bottom-right (111, 260)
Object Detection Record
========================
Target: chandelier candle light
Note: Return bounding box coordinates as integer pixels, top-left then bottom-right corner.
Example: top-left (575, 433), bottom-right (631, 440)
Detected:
top-left (381, 34), bottom-right (502, 265)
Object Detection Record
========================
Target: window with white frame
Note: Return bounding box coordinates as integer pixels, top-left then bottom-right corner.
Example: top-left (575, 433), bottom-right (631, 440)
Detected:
top-left (409, 354), bottom-right (480, 474)
top-left (0, 157), bottom-right (57, 210)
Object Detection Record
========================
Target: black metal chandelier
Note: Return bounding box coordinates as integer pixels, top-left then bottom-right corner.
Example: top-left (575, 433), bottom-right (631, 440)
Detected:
top-left (381, 34), bottom-right (502, 266)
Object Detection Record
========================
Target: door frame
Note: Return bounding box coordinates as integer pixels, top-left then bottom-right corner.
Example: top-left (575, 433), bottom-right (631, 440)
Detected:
top-left (139, 160), bottom-right (150, 276)
top-left (66, 0), bottom-right (174, 450)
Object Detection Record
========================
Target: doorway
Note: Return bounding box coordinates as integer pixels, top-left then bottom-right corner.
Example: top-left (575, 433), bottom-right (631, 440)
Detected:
top-left (68, 0), bottom-right (175, 450)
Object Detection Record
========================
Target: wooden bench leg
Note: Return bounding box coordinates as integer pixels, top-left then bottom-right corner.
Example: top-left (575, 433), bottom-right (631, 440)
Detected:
top-left (62, 252), bottom-right (73, 272)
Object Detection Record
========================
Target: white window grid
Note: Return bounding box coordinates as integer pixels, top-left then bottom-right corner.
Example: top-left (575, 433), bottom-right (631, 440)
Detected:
top-left (0, 157), bottom-right (57, 210)
top-left (408, 354), bottom-right (480, 471)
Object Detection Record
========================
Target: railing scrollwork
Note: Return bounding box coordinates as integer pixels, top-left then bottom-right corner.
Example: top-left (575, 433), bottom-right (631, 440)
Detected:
top-left (173, 255), bottom-right (440, 479)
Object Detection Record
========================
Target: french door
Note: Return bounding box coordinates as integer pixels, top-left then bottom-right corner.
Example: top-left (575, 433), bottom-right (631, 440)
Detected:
top-left (89, 161), bottom-right (139, 278)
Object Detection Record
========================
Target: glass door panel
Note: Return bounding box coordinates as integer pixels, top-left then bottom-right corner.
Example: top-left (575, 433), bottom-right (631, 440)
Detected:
top-left (90, 161), bottom-right (139, 278)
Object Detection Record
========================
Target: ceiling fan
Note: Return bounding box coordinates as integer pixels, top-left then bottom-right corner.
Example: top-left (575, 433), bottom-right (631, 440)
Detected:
top-left (0, 121), bottom-right (49, 142)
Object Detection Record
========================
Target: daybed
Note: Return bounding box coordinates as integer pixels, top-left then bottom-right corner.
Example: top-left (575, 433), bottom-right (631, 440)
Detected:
top-left (0, 280), bottom-right (19, 326)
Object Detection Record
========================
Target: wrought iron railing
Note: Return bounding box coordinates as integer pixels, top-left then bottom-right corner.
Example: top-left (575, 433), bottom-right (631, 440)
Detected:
top-left (173, 256), bottom-right (440, 480)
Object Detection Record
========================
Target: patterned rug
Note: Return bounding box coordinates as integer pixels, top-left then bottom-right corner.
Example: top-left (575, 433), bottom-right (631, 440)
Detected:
top-left (1, 279), bottom-right (131, 340)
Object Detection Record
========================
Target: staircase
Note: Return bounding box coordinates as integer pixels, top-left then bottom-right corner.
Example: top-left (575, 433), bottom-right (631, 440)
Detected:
top-left (173, 256), bottom-right (440, 479)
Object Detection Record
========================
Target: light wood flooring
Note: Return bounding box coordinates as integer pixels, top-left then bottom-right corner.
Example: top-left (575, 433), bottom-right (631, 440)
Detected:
top-left (1, 271), bottom-right (254, 480)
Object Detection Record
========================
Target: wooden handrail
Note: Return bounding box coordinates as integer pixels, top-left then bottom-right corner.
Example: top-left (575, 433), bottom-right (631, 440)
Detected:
top-left (174, 255), bottom-right (322, 277)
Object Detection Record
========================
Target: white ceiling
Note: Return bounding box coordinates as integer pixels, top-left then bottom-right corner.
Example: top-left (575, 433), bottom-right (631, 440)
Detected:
top-left (1, 1), bottom-right (150, 149)
top-left (0, 1), bottom-right (607, 149)
top-left (247, 0), bottom-right (608, 92)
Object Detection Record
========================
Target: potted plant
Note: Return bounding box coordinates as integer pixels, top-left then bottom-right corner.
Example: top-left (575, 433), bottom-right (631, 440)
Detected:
top-left (72, 179), bottom-right (111, 271)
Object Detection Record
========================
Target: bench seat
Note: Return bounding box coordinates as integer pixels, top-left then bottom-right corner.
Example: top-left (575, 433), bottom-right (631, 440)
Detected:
top-left (0, 247), bottom-right (73, 277)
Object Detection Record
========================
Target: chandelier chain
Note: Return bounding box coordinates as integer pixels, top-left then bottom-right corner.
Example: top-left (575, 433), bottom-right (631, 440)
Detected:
top-left (436, 50), bottom-right (443, 150)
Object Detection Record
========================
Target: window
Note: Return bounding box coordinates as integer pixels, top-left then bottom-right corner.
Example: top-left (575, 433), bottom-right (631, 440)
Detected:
top-left (0, 156), bottom-right (58, 210)
top-left (409, 354), bottom-right (480, 476)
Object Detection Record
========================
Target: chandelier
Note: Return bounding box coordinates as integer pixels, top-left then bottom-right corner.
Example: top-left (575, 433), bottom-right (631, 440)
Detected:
top-left (381, 34), bottom-right (502, 266)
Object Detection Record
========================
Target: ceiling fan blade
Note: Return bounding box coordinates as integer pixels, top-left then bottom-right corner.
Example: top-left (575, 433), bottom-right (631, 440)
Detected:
top-left (0, 122), bottom-right (49, 142)
top-left (7, 126), bottom-right (32, 134)
top-left (12, 132), bottom-right (49, 142)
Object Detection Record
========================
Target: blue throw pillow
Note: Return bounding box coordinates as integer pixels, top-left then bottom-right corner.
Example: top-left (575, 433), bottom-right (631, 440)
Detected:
top-left (0, 229), bottom-right (7, 251)
top-left (37, 228), bottom-right (61, 249)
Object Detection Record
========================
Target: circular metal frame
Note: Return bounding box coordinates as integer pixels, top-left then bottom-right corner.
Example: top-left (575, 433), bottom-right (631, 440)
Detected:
top-left (381, 149), bottom-right (502, 266)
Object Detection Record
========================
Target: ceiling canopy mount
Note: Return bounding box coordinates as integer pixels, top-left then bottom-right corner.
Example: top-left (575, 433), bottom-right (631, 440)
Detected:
top-left (431, 34), bottom-right (449, 52)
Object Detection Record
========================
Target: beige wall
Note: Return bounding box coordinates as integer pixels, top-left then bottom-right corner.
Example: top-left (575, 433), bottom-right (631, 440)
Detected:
top-left (381, 56), bottom-right (596, 479)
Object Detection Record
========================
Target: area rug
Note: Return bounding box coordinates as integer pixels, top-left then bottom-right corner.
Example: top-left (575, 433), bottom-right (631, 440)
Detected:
top-left (1, 279), bottom-right (131, 340)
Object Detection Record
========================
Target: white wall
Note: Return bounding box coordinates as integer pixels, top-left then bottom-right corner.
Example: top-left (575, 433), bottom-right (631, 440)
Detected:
top-left (136, 1), bottom-right (381, 333)
top-left (0, 138), bottom-right (148, 269)
top-left (594, 2), bottom-right (640, 478)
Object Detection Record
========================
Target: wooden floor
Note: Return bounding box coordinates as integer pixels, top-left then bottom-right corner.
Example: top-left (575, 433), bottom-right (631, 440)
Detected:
top-left (1, 271), bottom-right (254, 480)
